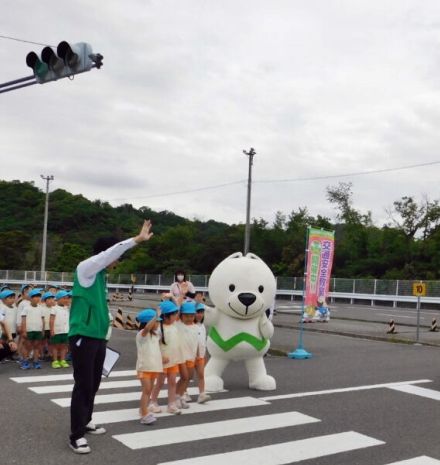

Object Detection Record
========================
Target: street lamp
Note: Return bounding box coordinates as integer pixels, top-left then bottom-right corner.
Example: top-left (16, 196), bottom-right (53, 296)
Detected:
top-left (40, 174), bottom-right (54, 275)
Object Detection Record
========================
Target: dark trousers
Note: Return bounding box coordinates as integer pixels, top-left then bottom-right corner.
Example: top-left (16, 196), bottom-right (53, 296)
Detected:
top-left (0, 343), bottom-right (12, 361)
top-left (69, 335), bottom-right (106, 441)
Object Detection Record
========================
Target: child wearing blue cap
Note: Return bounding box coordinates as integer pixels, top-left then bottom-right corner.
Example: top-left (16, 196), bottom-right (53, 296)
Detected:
top-left (194, 302), bottom-right (211, 404)
top-left (16, 284), bottom-right (32, 361)
top-left (175, 301), bottom-right (198, 408)
top-left (20, 289), bottom-right (44, 369)
top-left (135, 308), bottom-right (163, 425)
top-left (0, 290), bottom-right (17, 344)
top-left (149, 300), bottom-right (183, 415)
top-left (50, 291), bottom-right (71, 368)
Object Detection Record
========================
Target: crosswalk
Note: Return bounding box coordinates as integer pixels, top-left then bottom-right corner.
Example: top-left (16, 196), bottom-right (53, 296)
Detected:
top-left (8, 371), bottom-right (440, 464)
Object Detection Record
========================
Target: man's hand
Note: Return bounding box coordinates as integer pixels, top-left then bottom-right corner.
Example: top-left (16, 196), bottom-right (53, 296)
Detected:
top-left (134, 220), bottom-right (153, 244)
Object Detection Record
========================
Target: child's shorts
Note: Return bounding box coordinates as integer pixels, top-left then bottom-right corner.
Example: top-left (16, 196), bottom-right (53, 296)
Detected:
top-left (163, 365), bottom-right (179, 374)
top-left (137, 371), bottom-right (161, 380)
top-left (51, 333), bottom-right (68, 344)
top-left (195, 357), bottom-right (205, 367)
top-left (185, 360), bottom-right (195, 368)
top-left (27, 331), bottom-right (43, 341)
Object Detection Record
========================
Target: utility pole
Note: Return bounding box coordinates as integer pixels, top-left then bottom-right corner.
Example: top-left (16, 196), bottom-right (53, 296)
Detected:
top-left (243, 147), bottom-right (256, 255)
top-left (40, 174), bottom-right (54, 275)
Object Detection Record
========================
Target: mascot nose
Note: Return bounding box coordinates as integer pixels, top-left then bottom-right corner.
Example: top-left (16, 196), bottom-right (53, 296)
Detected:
top-left (238, 293), bottom-right (256, 307)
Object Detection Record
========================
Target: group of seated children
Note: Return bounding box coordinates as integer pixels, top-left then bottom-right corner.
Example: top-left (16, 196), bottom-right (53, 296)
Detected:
top-left (0, 284), bottom-right (71, 369)
top-left (135, 298), bottom-right (210, 425)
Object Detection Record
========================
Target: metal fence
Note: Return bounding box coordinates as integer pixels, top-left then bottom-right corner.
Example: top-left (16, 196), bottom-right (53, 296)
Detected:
top-left (0, 270), bottom-right (439, 298)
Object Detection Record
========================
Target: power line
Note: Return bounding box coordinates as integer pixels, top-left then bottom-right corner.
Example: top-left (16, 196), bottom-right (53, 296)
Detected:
top-left (110, 160), bottom-right (440, 203)
top-left (0, 34), bottom-right (54, 47)
top-left (254, 160), bottom-right (440, 184)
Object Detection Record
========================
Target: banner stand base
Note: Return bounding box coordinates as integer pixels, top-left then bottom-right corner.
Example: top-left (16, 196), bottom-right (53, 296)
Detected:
top-left (288, 347), bottom-right (313, 359)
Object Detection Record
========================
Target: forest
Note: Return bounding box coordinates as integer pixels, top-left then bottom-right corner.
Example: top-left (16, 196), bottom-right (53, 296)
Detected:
top-left (1, 179), bottom-right (440, 279)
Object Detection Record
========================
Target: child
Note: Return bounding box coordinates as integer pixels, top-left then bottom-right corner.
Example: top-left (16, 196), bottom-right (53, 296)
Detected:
top-left (149, 300), bottom-right (183, 415)
top-left (16, 284), bottom-right (31, 361)
top-left (20, 288), bottom-right (45, 369)
top-left (176, 301), bottom-right (199, 408)
top-left (135, 308), bottom-right (163, 425)
top-left (0, 289), bottom-right (17, 345)
top-left (194, 302), bottom-right (211, 403)
top-left (50, 290), bottom-right (71, 368)
top-left (41, 291), bottom-right (55, 360)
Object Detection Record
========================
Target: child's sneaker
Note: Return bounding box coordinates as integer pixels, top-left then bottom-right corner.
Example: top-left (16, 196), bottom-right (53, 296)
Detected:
top-left (85, 421), bottom-right (106, 435)
top-left (140, 413), bottom-right (157, 425)
top-left (69, 437), bottom-right (91, 454)
top-left (148, 402), bottom-right (162, 413)
top-left (183, 392), bottom-right (192, 402)
top-left (60, 360), bottom-right (70, 368)
top-left (20, 360), bottom-right (30, 370)
top-left (180, 397), bottom-right (190, 409)
top-left (33, 361), bottom-right (42, 369)
top-left (167, 404), bottom-right (181, 415)
top-left (51, 360), bottom-right (61, 369)
top-left (197, 392), bottom-right (211, 404)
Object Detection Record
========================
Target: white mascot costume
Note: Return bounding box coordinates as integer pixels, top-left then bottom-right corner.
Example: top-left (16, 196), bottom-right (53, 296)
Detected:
top-left (204, 252), bottom-right (277, 391)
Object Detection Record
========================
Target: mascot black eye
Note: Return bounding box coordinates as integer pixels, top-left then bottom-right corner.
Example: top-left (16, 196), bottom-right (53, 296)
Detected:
top-left (229, 284), bottom-right (235, 292)
top-left (258, 285), bottom-right (264, 293)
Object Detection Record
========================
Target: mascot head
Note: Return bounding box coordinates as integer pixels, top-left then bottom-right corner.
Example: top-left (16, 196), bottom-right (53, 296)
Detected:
top-left (208, 252), bottom-right (276, 320)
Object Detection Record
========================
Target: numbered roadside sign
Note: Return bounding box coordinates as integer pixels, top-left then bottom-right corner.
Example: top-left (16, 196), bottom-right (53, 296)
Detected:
top-left (412, 282), bottom-right (426, 297)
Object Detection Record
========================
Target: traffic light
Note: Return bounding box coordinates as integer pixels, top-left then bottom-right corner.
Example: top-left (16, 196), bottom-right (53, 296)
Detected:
top-left (26, 41), bottom-right (103, 84)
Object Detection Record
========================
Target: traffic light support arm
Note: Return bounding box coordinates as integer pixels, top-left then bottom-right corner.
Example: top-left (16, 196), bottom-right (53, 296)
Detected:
top-left (0, 75), bottom-right (37, 94)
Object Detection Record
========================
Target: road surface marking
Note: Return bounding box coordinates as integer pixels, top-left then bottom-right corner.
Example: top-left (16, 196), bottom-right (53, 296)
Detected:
top-left (156, 431), bottom-right (384, 465)
top-left (51, 386), bottom-right (226, 407)
top-left (93, 396), bottom-right (269, 424)
top-left (259, 379), bottom-right (431, 401)
top-left (387, 385), bottom-right (440, 401)
top-left (113, 411), bottom-right (320, 450)
top-left (10, 370), bottom-right (136, 383)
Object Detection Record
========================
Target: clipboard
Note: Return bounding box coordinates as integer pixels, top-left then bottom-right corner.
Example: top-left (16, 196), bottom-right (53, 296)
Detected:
top-left (102, 346), bottom-right (120, 377)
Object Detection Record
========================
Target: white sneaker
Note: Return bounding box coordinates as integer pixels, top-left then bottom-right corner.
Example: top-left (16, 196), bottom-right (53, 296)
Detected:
top-left (69, 437), bottom-right (91, 454)
top-left (180, 397), bottom-right (190, 409)
top-left (167, 404), bottom-right (181, 415)
top-left (85, 421), bottom-right (106, 435)
top-left (148, 402), bottom-right (162, 413)
top-left (140, 413), bottom-right (157, 425)
top-left (197, 392), bottom-right (211, 404)
top-left (183, 392), bottom-right (192, 402)
top-left (175, 397), bottom-right (182, 409)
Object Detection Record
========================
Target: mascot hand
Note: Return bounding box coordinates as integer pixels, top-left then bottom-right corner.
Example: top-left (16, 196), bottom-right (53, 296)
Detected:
top-left (203, 304), bottom-right (219, 327)
top-left (259, 313), bottom-right (274, 339)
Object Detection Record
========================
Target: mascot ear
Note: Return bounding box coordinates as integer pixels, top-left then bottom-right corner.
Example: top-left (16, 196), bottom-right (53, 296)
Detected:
top-left (245, 253), bottom-right (262, 261)
top-left (226, 252), bottom-right (243, 259)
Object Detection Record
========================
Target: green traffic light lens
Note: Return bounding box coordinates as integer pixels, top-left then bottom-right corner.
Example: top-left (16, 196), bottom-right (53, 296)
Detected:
top-left (36, 61), bottom-right (49, 78)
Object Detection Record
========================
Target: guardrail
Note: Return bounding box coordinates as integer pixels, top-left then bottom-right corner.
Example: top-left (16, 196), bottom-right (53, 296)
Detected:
top-left (1, 270), bottom-right (440, 308)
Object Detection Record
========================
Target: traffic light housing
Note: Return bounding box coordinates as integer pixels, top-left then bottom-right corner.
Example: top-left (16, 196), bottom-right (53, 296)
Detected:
top-left (26, 41), bottom-right (103, 84)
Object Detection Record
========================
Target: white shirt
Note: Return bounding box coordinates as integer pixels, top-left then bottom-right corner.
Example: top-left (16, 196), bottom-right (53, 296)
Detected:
top-left (41, 305), bottom-right (52, 331)
top-left (136, 332), bottom-right (163, 372)
top-left (176, 320), bottom-right (198, 361)
top-left (77, 238), bottom-right (137, 288)
top-left (50, 305), bottom-right (70, 335)
top-left (21, 304), bottom-right (44, 332)
top-left (196, 322), bottom-right (207, 358)
top-left (160, 324), bottom-right (184, 367)
top-left (0, 302), bottom-right (17, 334)
top-left (17, 300), bottom-right (29, 326)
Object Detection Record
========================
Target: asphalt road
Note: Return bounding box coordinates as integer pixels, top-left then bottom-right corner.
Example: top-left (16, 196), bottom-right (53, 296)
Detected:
top-left (2, 326), bottom-right (440, 465)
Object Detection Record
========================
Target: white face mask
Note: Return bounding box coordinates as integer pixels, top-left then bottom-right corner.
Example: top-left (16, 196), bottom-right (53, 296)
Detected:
top-left (177, 275), bottom-right (184, 282)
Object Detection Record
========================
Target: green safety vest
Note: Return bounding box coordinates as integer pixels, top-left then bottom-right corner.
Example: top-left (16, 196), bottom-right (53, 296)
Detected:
top-left (69, 269), bottom-right (109, 340)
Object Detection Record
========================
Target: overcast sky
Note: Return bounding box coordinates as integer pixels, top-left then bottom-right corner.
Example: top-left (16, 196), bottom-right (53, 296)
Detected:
top-left (2, 1), bottom-right (440, 226)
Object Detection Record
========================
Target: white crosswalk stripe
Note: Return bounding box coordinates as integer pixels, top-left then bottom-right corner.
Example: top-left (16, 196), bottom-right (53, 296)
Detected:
top-left (93, 396), bottom-right (268, 424)
top-left (9, 371), bottom-right (440, 464)
top-left (384, 457), bottom-right (440, 465)
top-left (156, 431), bottom-right (384, 465)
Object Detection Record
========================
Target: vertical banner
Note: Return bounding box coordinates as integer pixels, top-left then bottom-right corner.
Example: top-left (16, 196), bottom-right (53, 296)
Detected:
top-left (303, 227), bottom-right (335, 322)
